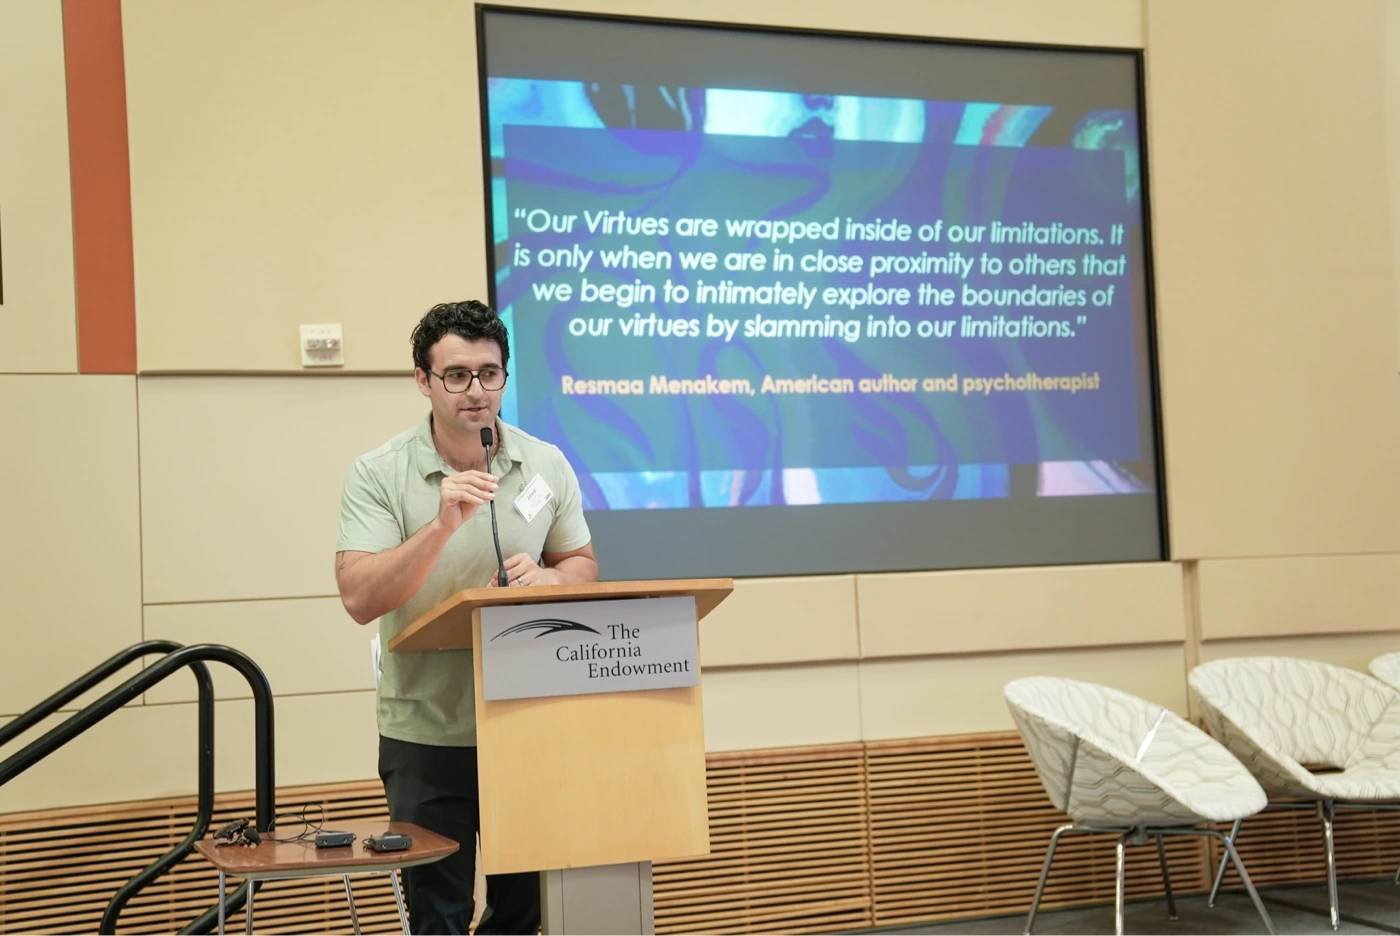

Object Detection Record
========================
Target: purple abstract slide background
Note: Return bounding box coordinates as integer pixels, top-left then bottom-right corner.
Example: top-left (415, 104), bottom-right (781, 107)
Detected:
top-left (485, 78), bottom-right (1156, 512)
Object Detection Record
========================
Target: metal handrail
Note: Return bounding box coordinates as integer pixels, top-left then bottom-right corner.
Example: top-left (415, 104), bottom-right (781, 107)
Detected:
top-left (0, 640), bottom-right (186, 748)
top-left (0, 642), bottom-right (275, 935)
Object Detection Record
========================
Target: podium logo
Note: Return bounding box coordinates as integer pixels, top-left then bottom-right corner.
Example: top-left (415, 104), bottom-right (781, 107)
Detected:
top-left (478, 598), bottom-right (698, 701)
top-left (490, 618), bottom-right (602, 641)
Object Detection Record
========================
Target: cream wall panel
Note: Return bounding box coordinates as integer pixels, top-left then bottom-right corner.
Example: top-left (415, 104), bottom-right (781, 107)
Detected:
top-left (857, 563), bottom-right (1183, 658)
top-left (1198, 631), bottom-right (1400, 676)
top-left (859, 643), bottom-right (1188, 740)
top-left (139, 376), bottom-right (427, 603)
top-left (0, 377), bottom-right (143, 717)
top-left (1387, 0), bottom-right (1400, 359)
top-left (0, 0), bottom-right (77, 373)
top-left (484, 0), bottom-right (1141, 47)
top-left (702, 663), bottom-right (861, 752)
top-left (123, 0), bottom-right (1137, 373)
top-left (143, 598), bottom-right (375, 704)
top-left (1147, 0), bottom-right (1400, 558)
top-left (700, 576), bottom-right (858, 667)
top-left (0, 692), bottom-right (377, 814)
top-left (123, 0), bottom-right (480, 373)
top-left (221, 691), bottom-right (379, 797)
top-left (1197, 554), bottom-right (1400, 641)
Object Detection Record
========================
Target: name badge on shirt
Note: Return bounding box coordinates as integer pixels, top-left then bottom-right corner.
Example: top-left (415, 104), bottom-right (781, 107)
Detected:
top-left (513, 473), bottom-right (554, 525)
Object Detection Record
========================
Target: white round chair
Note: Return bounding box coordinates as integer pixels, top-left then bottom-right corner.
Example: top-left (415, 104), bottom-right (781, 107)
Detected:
top-left (1371, 652), bottom-right (1400, 888)
top-left (1369, 651), bottom-right (1400, 692)
top-left (1005, 676), bottom-right (1273, 935)
top-left (1190, 656), bottom-right (1400, 930)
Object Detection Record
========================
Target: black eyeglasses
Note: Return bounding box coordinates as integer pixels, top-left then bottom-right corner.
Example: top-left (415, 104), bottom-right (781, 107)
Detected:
top-left (428, 365), bottom-right (508, 393)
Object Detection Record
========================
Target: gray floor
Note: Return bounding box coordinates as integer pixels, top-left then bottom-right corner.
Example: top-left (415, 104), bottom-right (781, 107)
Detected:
top-left (890, 880), bottom-right (1400, 935)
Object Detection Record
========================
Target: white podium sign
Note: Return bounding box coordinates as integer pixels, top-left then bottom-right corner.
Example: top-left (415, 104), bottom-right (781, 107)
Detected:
top-left (480, 596), bottom-right (698, 701)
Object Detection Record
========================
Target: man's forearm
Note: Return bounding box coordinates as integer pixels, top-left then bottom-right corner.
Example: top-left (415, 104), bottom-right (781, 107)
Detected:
top-left (339, 519), bottom-right (454, 624)
top-left (549, 554), bottom-right (599, 585)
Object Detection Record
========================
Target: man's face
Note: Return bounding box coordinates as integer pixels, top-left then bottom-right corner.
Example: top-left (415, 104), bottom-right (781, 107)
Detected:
top-left (416, 335), bottom-right (506, 435)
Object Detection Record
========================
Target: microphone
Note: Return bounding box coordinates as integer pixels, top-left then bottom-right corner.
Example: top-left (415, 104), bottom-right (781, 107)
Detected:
top-left (481, 427), bottom-right (508, 587)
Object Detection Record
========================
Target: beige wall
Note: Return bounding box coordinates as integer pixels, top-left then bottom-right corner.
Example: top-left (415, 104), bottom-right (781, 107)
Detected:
top-left (122, 0), bottom-right (1140, 373)
top-left (122, 0), bottom-right (481, 374)
top-left (1193, 555), bottom-right (1400, 709)
top-left (0, 377), bottom-right (143, 718)
top-left (856, 563), bottom-right (1184, 657)
top-left (701, 562), bottom-right (1189, 751)
top-left (858, 643), bottom-right (1189, 741)
top-left (1198, 631), bottom-right (1400, 674)
top-left (0, 693), bottom-right (377, 811)
top-left (138, 377), bottom-right (427, 603)
top-left (0, 0), bottom-right (77, 374)
top-left (1147, 0), bottom-right (1400, 714)
top-left (1147, 0), bottom-right (1400, 560)
top-left (4, 0), bottom-right (1400, 813)
top-left (1388, 0), bottom-right (1400, 358)
top-left (1196, 555), bottom-right (1400, 641)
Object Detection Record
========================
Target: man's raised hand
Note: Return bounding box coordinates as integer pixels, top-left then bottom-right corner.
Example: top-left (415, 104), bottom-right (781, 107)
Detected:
top-left (436, 470), bottom-right (497, 533)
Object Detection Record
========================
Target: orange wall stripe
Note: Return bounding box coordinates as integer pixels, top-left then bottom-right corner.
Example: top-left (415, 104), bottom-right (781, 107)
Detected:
top-left (63, 0), bottom-right (137, 374)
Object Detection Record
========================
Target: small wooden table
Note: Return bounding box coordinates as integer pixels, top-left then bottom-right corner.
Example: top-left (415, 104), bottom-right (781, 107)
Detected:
top-left (193, 820), bottom-right (458, 934)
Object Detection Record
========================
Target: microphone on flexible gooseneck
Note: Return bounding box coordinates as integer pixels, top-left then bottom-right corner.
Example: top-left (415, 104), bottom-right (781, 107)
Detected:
top-left (480, 427), bottom-right (509, 587)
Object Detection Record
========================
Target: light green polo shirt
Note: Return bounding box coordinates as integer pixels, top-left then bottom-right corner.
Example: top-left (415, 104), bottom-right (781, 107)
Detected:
top-left (337, 414), bottom-right (592, 747)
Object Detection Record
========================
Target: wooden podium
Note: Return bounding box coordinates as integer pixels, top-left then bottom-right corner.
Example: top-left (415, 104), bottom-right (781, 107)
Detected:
top-left (387, 578), bottom-right (733, 934)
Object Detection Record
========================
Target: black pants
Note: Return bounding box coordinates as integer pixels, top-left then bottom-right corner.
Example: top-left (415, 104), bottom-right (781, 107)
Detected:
top-left (379, 736), bottom-right (540, 935)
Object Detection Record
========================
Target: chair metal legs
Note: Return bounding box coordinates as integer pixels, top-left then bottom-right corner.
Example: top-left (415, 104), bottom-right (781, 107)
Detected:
top-left (1025, 824), bottom-right (1076, 935)
top-left (1186, 828), bottom-right (1277, 936)
top-left (1208, 816), bottom-right (1243, 907)
top-left (1210, 799), bottom-right (1400, 930)
top-left (1318, 800), bottom-right (1339, 931)
top-left (1155, 834), bottom-right (1178, 921)
top-left (1114, 834), bottom-right (1128, 936)
top-left (1025, 823), bottom-right (1276, 936)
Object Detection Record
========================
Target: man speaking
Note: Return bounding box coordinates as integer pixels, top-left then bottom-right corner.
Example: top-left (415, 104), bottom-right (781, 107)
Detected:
top-left (335, 300), bottom-right (598, 934)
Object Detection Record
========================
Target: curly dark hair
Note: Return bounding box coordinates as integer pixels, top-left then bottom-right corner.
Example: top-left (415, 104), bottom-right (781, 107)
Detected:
top-left (410, 300), bottom-right (510, 372)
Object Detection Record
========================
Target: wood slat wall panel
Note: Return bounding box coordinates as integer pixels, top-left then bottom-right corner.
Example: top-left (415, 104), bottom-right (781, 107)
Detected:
top-left (865, 734), bottom-right (1208, 927)
top-left (6, 734), bottom-right (1400, 935)
top-left (653, 743), bottom-right (874, 935)
top-left (0, 780), bottom-right (401, 935)
top-left (1209, 805), bottom-right (1400, 891)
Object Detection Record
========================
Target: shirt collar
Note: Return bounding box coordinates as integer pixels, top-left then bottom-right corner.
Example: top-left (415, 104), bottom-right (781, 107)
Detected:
top-left (415, 414), bottom-right (516, 479)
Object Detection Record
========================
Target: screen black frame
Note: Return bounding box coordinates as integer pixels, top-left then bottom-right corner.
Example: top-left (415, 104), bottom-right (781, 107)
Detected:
top-left (473, 3), bottom-right (1171, 575)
